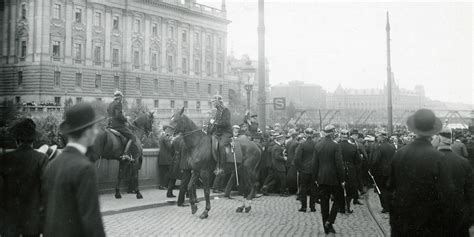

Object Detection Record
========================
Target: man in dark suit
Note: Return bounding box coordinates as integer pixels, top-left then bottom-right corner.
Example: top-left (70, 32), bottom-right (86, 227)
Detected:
top-left (1, 118), bottom-right (48, 237)
top-left (158, 124), bottom-right (176, 197)
top-left (313, 125), bottom-right (345, 234)
top-left (295, 128), bottom-right (317, 212)
top-left (262, 134), bottom-right (288, 196)
top-left (339, 129), bottom-right (360, 214)
top-left (434, 128), bottom-right (474, 236)
top-left (286, 129), bottom-right (299, 194)
top-left (388, 109), bottom-right (454, 237)
top-left (43, 103), bottom-right (106, 237)
top-left (371, 130), bottom-right (396, 213)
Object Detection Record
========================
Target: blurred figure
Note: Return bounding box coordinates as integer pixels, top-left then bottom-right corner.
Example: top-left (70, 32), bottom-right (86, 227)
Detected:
top-left (339, 130), bottom-right (360, 214)
top-left (452, 134), bottom-right (469, 158)
top-left (285, 129), bottom-right (299, 194)
top-left (43, 103), bottom-right (106, 237)
top-left (157, 124), bottom-right (176, 198)
top-left (1, 118), bottom-right (48, 237)
top-left (295, 128), bottom-right (317, 212)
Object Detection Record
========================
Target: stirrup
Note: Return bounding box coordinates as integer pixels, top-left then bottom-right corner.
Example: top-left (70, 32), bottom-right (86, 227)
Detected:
top-left (120, 154), bottom-right (133, 162)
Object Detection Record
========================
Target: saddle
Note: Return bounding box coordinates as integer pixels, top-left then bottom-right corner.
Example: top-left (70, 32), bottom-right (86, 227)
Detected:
top-left (106, 128), bottom-right (133, 160)
top-left (211, 135), bottom-right (243, 164)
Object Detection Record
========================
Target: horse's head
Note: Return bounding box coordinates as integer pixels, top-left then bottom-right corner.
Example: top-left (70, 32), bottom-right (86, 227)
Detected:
top-left (134, 112), bottom-right (154, 136)
top-left (170, 107), bottom-right (195, 134)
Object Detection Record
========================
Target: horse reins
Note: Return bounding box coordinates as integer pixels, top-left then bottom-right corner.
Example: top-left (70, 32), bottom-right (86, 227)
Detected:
top-left (181, 128), bottom-right (203, 137)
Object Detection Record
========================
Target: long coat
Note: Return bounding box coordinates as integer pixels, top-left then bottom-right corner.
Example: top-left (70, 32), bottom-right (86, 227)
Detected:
top-left (271, 143), bottom-right (287, 172)
top-left (388, 138), bottom-right (455, 236)
top-left (340, 140), bottom-right (359, 187)
top-left (158, 134), bottom-right (174, 166)
top-left (313, 137), bottom-right (345, 186)
top-left (107, 99), bottom-right (127, 128)
top-left (213, 107), bottom-right (232, 135)
top-left (372, 141), bottom-right (396, 177)
top-left (294, 138), bottom-right (316, 174)
top-left (1, 144), bottom-right (48, 236)
top-left (42, 146), bottom-right (105, 237)
top-left (286, 138), bottom-right (299, 167)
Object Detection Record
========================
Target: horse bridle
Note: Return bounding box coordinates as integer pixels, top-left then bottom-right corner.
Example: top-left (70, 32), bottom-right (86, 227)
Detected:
top-left (181, 128), bottom-right (203, 137)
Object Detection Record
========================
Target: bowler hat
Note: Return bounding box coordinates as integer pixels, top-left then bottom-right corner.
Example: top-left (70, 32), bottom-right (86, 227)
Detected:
top-left (10, 117), bottom-right (38, 140)
top-left (60, 102), bottom-right (105, 135)
top-left (406, 109), bottom-right (442, 136)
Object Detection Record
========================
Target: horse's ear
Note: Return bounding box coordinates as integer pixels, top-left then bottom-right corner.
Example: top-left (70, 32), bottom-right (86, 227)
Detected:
top-left (149, 111), bottom-right (154, 117)
top-left (179, 107), bottom-right (185, 115)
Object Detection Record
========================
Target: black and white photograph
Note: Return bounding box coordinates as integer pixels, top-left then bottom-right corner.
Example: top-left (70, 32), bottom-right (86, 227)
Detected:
top-left (0, 0), bottom-right (473, 236)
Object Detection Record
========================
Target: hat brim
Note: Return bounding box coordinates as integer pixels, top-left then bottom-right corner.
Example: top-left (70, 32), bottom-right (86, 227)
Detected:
top-left (406, 114), bottom-right (442, 136)
top-left (60, 116), bottom-right (106, 135)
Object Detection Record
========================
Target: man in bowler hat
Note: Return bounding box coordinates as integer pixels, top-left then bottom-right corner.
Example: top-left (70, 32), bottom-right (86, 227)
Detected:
top-left (388, 109), bottom-right (454, 236)
top-left (42, 103), bottom-right (106, 237)
top-left (1, 118), bottom-right (48, 237)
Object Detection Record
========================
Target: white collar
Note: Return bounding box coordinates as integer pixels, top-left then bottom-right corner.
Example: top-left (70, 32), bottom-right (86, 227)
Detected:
top-left (67, 142), bottom-right (87, 155)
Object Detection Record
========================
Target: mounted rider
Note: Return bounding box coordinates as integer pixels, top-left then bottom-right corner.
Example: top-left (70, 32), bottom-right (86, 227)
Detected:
top-left (107, 90), bottom-right (139, 159)
top-left (243, 111), bottom-right (259, 140)
top-left (209, 94), bottom-right (232, 172)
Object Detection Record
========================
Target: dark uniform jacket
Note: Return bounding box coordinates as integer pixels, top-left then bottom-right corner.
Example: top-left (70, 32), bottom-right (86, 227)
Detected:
top-left (286, 138), bottom-right (299, 167)
top-left (264, 140), bottom-right (276, 168)
top-left (294, 138), bottom-right (316, 174)
top-left (272, 143), bottom-right (287, 172)
top-left (42, 146), bottom-right (105, 237)
top-left (1, 145), bottom-right (48, 236)
top-left (107, 99), bottom-right (127, 128)
top-left (248, 122), bottom-right (259, 138)
top-left (340, 140), bottom-right (359, 185)
top-left (213, 107), bottom-right (231, 136)
top-left (313, 137), bottom-right (345, 186)
top-left (452, 140), bottom-right (469, 158)
top-left (372, 141), bottom-right (396, 177)
top-left (388, 138), bottom-right (454, 235)
top-left (158, 134), bottom-right (174, 166)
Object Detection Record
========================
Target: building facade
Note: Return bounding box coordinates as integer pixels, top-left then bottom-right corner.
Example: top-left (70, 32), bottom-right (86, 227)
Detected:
top-left (271, 81), bottom-right (326, 109)
top-left (0, 0), bottom-right (230, 119)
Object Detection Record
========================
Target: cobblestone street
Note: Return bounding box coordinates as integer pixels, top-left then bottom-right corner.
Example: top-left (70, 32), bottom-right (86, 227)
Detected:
top-left (102, 189), bottom-right (389, 236)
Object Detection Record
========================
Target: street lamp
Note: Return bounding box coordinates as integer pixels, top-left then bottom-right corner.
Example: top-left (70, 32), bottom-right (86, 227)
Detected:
top-left (242, 60), bottom-right (256, 111)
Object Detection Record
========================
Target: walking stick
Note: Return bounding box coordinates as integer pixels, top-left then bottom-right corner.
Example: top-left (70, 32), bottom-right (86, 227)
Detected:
top-left (232, 139), bottom-right (239, 187)
top-left (368, 170), bottom-right (381, 195)
top-left (296, 171), bottom-right (300, 195)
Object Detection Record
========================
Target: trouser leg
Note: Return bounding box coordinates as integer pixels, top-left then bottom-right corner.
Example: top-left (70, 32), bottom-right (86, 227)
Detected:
top-left (319, 185), bottom-right (331, 224)
top-left (329, 185), bottom-right (343, 224)
top-left (299, 173), bottom-right (311, 208)
top-left (178, 169), bottom-right (191, 204)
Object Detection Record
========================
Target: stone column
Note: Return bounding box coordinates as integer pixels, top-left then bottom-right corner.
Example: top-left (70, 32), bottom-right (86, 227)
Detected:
top-left (64, 2), bottom-right (72, 64)
top-left (212, 31), bottom-right (217, 78)
top-left (104, 7), bottom-right (112, 67)
top-left (40, 0), bottom-right (51, 62)
top-left (27, 0), bottom-right (35, 62)
top-left (9, 0), bottom-right (17, 63)
top-left (160, 18), bottom-right (167, 74)
top-left (189, 26), bottom-right (194, 76)
top-left (85, 6), bottom-right (93, 66)
top-left (2, 1), bottom-right (10, 64)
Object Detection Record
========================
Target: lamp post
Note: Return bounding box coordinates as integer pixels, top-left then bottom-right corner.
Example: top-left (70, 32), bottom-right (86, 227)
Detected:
top-left (244, 77), bottom-right (253, 111)
top-left (242, 60), bottom-right (256, 112)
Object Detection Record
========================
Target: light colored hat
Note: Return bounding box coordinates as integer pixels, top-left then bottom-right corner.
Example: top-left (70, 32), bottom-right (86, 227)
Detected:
top-left (364, 135), bottom-right (375, 142)
top-left (232, 125), bottom-right (240, 130)
top-left (304, 128), bottom-right (313, 135)
top-left (323, 124), bottom-right (336, 133)
top-left (114, 90), bottom-right (123, 97)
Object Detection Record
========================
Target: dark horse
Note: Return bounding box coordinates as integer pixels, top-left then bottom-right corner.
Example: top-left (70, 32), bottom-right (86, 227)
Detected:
top-left (169, 108), bottom-right (262, 219)
top-left (89, 112), bottom-right (154, 199)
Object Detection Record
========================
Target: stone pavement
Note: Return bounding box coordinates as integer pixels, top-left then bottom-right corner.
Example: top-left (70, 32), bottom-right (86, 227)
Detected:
top-left (364, 190), bottom-right (390, 236)
top-left (102, 189), bottom-right (386, 236)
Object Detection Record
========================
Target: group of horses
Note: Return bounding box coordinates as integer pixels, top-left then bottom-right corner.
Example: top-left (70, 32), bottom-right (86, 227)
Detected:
top-left (89, 108), bottom-right (262, 219)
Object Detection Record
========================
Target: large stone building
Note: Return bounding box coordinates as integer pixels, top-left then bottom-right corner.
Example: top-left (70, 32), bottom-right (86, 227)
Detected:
top-left (271, 80), bottom-right (326, 109)
top-left (0, 0), bottom-right (230, 119)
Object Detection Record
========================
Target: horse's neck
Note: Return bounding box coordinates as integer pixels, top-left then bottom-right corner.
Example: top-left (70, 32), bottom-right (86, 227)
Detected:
top-left (130, 124), bottom-right (144, 140)
top-left (181, 117), bottom-right (205, 150)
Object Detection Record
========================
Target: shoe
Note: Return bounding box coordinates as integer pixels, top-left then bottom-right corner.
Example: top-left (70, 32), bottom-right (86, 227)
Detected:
top-left (381, 209), bottom-right (389, 214)
top-left (177, 203), bottom-right (189, 207)
top-left (158, 186), bottom-right (166, 190)
top-left (296, 196), bottom-right (300, 201)
top-left (261, 186), bottom-right (269, 196)
top-left (167, 194), bottom-right (176, 198)
top-left (224, 195), bottom-right (233, 199)
top-left (328, 224), bottom-right (336, 233)
top-left (323, 221), bottom-right (331, 234)
top-left (280, 192), bottom-right (289, 197)
top-left (353, 200), bottom-right (363, 205)
top-left (298, 208), bottom-right (307, 212)
top-left (213, 189), bottom-right (223, 194)
top-left (347, 209), bottom-right (354, 214)
top-left (310, 207), bottom-right (316, 212)
top-left (338, 209), bottom-right (345, 214)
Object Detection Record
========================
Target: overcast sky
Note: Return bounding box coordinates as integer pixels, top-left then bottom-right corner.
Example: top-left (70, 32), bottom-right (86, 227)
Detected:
top-left (202, 0), bottom-right (473, 105)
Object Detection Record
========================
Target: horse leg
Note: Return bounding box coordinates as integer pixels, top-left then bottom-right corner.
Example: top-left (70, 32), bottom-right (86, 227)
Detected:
top-left (134, 161), bottom-right (143, 199)
top-left (199, 169), bottom-right (211, 219)
top-left (244, 169), bottom-right (255, 213)
top-left (188, 171), bottom-right (198, 215)
top-left (115, 161), bottom-right (123, 199)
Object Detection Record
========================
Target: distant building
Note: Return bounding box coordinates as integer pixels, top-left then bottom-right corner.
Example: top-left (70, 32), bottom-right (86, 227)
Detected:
top-left (0, 0), bottom-right (230, 119)
top-left (270, 81), bottom-right (326, 109)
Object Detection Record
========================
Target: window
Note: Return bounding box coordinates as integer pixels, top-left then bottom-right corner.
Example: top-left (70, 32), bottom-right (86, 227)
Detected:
top-left (18, 71), bottom-right (23, 86)
top-left (182, 58), bottom-right (187, 74)
top-left (207, 83), bottom-right (211, 94)
top-left (194, 32), bottom-right (200, 44)
top-left (75, 73), bottom-right (82, 87)
top-left (94, 46), bottom-right (101, 65)
top-left (113, 16), bottom-right (119, 30)
top-left (184, 101), bottom-right (188, 108)
top-left (15, 96), bottom-right (21, 104)
top-left (74, 43), bottom-right (81, 62)
top-left (114, 76), bottom-right (119, 89)
top-left (21, 4), bottom-right (27, 19)
top-left (76, 97), bottom-right (82, 103)
top-left (54, 71), bottom-right (61, 87)
top-left (167, 55), bottom-right (173, 72)
top-left (112, 48), bottom-right (119, 66)
top-left (206, 61), bottom-right (211, 76)
top-left (152, 23), bottom-right (158, 36)
top-left (75, 8), bottom-right (82, 23)
top-left (170, 80), bottom-right (174, 93)
top-left (52, 41), bottom-right (61, 58)
top-left (54, 97), bottom-right (61, 105)
top-left (133, 51), bottom-right (140, 68)
top-left (154, 79), bottom-right (158, 93)
top-left (151, 53), bottom-right (157, 71)
top-left (194, 59), bottom-right (200, 75)
top-left (136, 77), bottom-right (141, 91)
top-left (219, 84), bottom-right (223, 95)
top-left (53, 4), bottom-right (61, 19)
top-left (170, 100), bottom-right (175, 109)
top-left (196, 82), bottom-right (200, 94)
top-left (182, 31), bottom-right (187, 43)
top-left (169, 26), bottom-right (174, 38)
top-left (206, 34), bottom-right (211, 47)
top-left (154, 100), bottom-right (159, 108)
top-left (20, 40), bottom-right (26, 58)
top-left (217, 62), bottom-right (222, 77)
top-left (196, 101), bottom-right (201, 110)
top-left (184, 81), bottom-right (188, 94)
top-left (94, 12), bottom-right (101, 27)
top-left (95, 74), bottom-right (101, 89)
top-left (134, 19), bottom-right (141, 32)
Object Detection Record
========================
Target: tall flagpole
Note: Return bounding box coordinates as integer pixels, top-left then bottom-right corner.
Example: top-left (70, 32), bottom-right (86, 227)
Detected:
top-left (386, 12), bottom-right (393, 135)
top-left (258, 0), bottom-right (266, 130)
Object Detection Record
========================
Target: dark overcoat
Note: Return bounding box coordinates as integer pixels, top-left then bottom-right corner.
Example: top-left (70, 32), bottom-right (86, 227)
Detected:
top-left (294, 138), bottom-right (316, 174)
top-left (388, 138), bottom-right (455, 236)
top-left (158, 134), bottom-right (174, 166)
top-left (42, 146), bottom-right (105, 237)
top-left (1, 145), bottom-right (48, 236)
top-left (286, 138), bottom-right (299, 167)
top-left (107, 99), bottom-right (127, 128)
top-left (313, 137), bottom-right (345, 186)
top-left (340, 140), bottom-right (359, 187)
top-left (271, 143), bottom-right (287, 172)
top-left (372, 141), bottom-right (396, 177)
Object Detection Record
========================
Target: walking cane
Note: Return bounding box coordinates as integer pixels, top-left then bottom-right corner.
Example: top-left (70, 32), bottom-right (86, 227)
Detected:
top-left (296, 171), bottom-right (300, 195)
top-left (368, 170), bottom-right (381, 195)
top-left (232, 139), bottom-right (240, 187)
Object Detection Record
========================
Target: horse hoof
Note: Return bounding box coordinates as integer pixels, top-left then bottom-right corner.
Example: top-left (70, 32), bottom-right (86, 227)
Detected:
top-left (115, 193), bottom-right (122, 199)
top-left (199, 212), bottom-right (209, 219)
top-left (191, 205), bottom-right (198, 214)
top-left (136, 192), bottom-right (143, 199)
top-left (245, 206), bottom-right (252, 213)
top-left (236, 206), bottom-right (244, 213)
